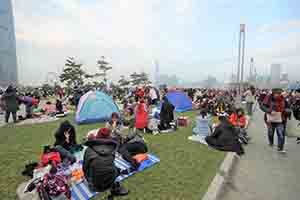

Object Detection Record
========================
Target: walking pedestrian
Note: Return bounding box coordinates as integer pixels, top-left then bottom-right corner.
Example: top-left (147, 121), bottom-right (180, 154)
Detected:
top-left (261, 88), bottom-right (287, 153)
top-left (244, 86), bottom-right (256, 116)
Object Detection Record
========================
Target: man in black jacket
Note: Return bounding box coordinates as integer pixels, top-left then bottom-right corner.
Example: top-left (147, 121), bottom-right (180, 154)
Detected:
top-left (83, 128), bottom-right (129, 197)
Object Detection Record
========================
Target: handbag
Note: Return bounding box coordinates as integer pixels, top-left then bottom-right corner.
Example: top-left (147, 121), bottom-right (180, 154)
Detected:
top-left (266, 112), bottom-right (282, 123)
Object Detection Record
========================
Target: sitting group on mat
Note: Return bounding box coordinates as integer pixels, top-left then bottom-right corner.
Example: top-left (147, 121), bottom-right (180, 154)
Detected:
top-left (192, 103), bottom-right (250, 156)
top-left (22, 118), bottom-right (151, 199)
top-left (120, 96), bottom-right (177, 134)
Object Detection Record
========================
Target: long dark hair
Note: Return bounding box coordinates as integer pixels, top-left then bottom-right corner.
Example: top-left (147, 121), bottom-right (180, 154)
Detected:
top-left (54, 121), bottom-right (77, 147)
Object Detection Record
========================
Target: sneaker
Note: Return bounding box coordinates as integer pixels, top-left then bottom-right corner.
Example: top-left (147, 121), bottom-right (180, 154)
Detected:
top-left (111, 182), bottom-right (129, 196)
top-left (269, 144), bottom-right (273, 148)
top-left (277, 149), bottom-right (286, 153)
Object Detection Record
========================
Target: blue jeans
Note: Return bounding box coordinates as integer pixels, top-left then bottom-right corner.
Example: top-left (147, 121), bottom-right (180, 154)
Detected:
top-left (267, 123), bottom-right (285, 150)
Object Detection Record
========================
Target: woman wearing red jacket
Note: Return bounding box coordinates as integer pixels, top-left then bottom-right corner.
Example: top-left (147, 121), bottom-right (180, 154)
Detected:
top-left (229, 108), bottom-right (247, 128)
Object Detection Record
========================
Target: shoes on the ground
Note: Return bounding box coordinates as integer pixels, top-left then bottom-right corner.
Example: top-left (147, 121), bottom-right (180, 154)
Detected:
top-left (269, 143), bottom-right (273, 147)
top-left (111, 182), bottom-right (129, 196)
top-left (277, 149), bottom-right (286, 153)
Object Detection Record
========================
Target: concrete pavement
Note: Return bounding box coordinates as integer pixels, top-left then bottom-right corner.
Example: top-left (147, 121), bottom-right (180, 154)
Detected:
top-left (220, 110), bottom-right (300, 200)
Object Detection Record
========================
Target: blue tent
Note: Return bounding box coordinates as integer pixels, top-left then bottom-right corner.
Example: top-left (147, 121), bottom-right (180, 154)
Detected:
top-left (166, 91), bottom-right (192, 112)
top-left (75, 91), bottom-right (120, 124)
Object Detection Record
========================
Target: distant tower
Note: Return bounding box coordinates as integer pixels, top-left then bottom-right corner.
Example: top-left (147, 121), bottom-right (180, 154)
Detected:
top-left (0, 0), bottom-right (18, 87)
top-left (249, 57), bottom-right (254, 82)
top-left (270, 64), bottom-right (281, 87)
top-left (154, 60), bottom-right (160, 87)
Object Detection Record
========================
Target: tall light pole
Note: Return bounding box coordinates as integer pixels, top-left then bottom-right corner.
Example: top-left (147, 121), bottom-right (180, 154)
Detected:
top-left (237, 24), bottom-right (246, 93)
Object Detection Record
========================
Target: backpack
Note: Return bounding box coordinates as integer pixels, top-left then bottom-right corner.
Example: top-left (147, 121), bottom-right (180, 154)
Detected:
top-left (42, 173), bottom-right (71, 199)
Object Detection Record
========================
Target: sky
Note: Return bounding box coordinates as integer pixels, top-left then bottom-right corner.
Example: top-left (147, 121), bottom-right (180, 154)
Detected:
top-left (12, 0), bottom-right (300, 85)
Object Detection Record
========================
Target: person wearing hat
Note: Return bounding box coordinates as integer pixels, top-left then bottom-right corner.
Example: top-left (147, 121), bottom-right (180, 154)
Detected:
top-left (83, 127), bottom-right (129, 197)
top-left (261, 88), bottom-right (287, 153)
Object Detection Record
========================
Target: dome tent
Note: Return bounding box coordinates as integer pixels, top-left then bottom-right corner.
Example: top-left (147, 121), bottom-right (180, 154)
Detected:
top-left (166, 91), bottom-right (192, 112)
top-left (75, 91), bottom-right (120, 124)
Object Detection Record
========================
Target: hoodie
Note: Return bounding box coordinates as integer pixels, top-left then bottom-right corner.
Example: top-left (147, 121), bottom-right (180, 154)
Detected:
top-left (83, 139), bottom-right (119, 192)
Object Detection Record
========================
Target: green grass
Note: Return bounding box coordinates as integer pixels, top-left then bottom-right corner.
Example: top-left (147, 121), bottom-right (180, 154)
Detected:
top-left (0, 112), bottom-right (225, 200)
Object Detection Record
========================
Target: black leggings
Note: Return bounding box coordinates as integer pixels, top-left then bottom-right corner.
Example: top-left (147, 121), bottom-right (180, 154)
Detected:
top-left (119, 142), bottom-right (148, 167)
top-left (5, 111), bottom-right (17, 123)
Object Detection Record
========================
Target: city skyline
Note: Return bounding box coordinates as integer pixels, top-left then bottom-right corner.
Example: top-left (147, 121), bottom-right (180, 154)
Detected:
top-left (11, 0), bottom-right (300, 85)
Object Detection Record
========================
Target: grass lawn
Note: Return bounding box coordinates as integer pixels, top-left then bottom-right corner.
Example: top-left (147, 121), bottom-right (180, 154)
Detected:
top-left (0, 112), bottom-right (225, 200)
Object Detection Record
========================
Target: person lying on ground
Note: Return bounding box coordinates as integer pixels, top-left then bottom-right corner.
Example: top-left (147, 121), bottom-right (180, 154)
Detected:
top-left (83, 127), bottom-right (129, 196)
top-left (205, 116), bottom-right (244, 156)
top-left (54, 121), bottom-right (82, 163)
top-left (118, 131), bottom-right (148, 170)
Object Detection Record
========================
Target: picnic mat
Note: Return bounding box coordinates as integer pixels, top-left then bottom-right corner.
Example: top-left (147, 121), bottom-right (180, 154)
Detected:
top-left (71, 153), bottom-right (160, 200)
top-left (188, 135), bottom-right (208, 146)
top-left (17, 115), bottom-right (59, 126)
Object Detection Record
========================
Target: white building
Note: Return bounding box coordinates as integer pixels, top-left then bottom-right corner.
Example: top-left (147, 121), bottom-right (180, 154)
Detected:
top-left (0, 0), bottom-right (18, 87)
top-left (270, 64), bottom-right (281, 88)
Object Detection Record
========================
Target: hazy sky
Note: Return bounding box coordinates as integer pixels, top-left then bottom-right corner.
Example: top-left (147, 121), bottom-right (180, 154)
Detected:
top-left (12, 0), bottom-right (300, 85)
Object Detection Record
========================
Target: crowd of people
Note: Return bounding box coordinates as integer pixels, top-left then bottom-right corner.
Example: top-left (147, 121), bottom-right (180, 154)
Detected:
top-left (3, 83), bottom-right (300, 199)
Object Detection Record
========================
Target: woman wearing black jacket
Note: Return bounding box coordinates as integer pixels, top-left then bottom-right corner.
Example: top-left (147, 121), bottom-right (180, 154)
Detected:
top-left (205, 116), bottom-right (244, 155)
top-left (53, 121), bottom-right (80, 163)
top-left (159, 96), bottom-right (175, 130)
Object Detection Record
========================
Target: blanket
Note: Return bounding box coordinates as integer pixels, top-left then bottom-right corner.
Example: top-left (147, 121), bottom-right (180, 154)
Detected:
top-left (188, 135), bottom-right (208, 146)
top-left (32, 148), bottom-right (160, 200)
top-left (71, 154), bottom-right (160, 200)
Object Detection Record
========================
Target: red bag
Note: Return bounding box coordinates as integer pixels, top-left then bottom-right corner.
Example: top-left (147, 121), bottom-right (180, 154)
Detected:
top-left (133, 154), bottom-right (149, 163)
top-left (41, 152), bottom-right (61, 167)
top-left (177, 117), bottom-right (188, 127)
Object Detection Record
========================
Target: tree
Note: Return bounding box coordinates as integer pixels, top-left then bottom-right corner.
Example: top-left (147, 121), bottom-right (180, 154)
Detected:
top-left (130, 72), bottom-right (151, 86)
top-left (41, 83), bottom-right (54, 96)
top-left (118, 75), bottom-right (131, 88)
top-left (59, 57), bottom-right (86, 91)
top-left (97, 56), bottom-right (112, 85)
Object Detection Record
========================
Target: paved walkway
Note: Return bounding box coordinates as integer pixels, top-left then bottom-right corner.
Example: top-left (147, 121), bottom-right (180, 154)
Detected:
top-left (221, 110), bottom-right (300, 200)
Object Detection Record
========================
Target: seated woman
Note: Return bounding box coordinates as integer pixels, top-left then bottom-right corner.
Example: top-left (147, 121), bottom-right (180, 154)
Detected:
top-left (229, 108), bottom-right (250, 143)
top-left (123, 108), bottom-right (135, 130)
top-left (205, 116), bottom-right (244, 156)
top-left (118, 132), bottom-right (148, 170)
top-left (54, 121), bottom-right (81, 163)
top-left (83, 128), bottom-right (129, 196)
top-left (158, 96), bottom-right (175, 130)
top-left (229, 108), bottom-right (247, 128)
top-left (55, 99), bottom-right (64, 114)
top-left (193, 110), bottom-right (210, 137)
top-left (106, 112), bottom-right (123, 136)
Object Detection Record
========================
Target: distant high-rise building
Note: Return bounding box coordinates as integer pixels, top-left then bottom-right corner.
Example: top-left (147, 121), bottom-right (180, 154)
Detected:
top-left (0, 0), bottom-right (18, 87)
top-left (154, 60), bottom-right (159, 87)
top-left (270, 64), bottom-right (281, 87)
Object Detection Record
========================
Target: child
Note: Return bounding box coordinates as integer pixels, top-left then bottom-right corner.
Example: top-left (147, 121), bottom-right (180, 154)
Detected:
top-left (193, 110), bottom-right (210, 137)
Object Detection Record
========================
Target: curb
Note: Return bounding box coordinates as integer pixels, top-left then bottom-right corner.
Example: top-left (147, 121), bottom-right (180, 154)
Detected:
top-left (202, 152), bottom-right (238, 200)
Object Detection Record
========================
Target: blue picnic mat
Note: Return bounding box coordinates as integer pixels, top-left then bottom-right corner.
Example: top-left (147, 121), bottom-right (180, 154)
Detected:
top-left (71, 154), bottom-right (160, 200)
